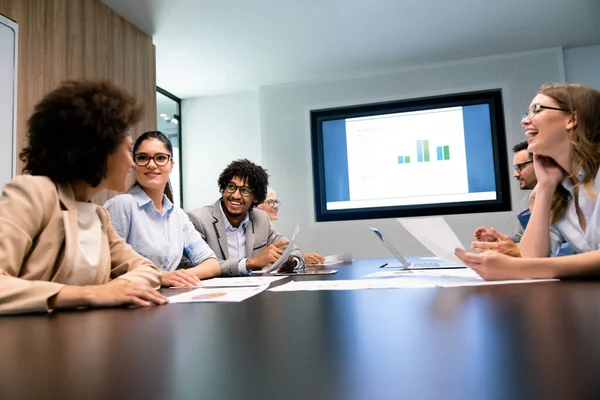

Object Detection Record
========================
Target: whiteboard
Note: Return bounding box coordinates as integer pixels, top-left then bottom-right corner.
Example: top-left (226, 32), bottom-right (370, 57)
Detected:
top-left (0, 15), bottom-right (17, 188)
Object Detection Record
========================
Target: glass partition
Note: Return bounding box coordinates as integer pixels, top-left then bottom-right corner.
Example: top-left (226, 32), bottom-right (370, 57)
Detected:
top-left (156, 88), bottom-right (182, 207)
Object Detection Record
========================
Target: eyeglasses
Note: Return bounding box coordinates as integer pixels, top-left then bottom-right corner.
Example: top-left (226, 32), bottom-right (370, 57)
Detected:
top-left (224, 182), bottom-right (253, 197)
top-left (513, 160), bottom-right (533, 173)
top-left (134, 153), bottom-right (171, 166)
top-left (265, 199), bottom-right (281, 207)
top-left (522, 104), bottom-right (570, 121)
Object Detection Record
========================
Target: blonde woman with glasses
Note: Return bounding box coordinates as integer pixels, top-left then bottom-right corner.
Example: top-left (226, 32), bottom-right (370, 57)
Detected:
top-left (456, 83), bottom-right (600, 280)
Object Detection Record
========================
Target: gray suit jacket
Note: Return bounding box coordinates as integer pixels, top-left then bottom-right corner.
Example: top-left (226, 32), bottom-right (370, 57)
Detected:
top-left (187, 199), bottom-right (304, 276)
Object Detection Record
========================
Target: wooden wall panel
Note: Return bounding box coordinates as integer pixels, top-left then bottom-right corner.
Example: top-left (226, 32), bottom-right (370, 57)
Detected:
top-left (0, 0), bottom-right (157, 205)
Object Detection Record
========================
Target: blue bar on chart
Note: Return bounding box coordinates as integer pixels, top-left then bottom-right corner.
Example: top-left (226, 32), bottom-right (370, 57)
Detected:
top-left (437, 146), bottom-right (443, 160)
top-left (397, 156), bottom-right (404, 164)
top-left (417, 140), bottom-right (423, 162)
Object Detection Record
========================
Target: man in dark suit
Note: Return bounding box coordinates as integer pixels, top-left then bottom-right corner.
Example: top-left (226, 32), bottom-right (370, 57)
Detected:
top-left (187, 159), bottom-right (305, 277)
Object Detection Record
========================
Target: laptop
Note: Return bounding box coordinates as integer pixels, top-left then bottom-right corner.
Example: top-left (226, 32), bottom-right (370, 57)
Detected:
top-left (369, 226), bottom-right (456, 270)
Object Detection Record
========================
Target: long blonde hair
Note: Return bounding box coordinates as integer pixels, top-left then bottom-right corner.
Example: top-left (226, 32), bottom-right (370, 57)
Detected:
top-left (539, 84), bottom-right (600, 223)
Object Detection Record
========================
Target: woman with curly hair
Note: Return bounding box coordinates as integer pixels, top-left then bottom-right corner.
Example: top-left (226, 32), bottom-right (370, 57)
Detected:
top-left (0, 79), bottom-right (167, 315)
top-left (456, 83), bottom-right (600, 280)
top-left (105, 131), bottom-right (219, 287)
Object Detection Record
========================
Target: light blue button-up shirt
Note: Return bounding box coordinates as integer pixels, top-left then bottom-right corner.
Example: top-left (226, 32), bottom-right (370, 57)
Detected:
top-left (219, 202), bottom-right (251, 275)
top-left (105, 186), bottom-right (216, 272)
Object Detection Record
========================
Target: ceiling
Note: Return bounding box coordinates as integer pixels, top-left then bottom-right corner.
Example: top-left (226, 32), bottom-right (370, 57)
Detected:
top-left (101, 0), bottom-right (600, 99)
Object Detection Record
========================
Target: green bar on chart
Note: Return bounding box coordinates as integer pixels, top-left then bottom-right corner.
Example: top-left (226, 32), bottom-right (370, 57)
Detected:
top-left (443, 145), bottom-right (450, 160)
top-left (423, 140), bottom-right (430, 162)
top-left (404, 156), bottom-right (410, 163)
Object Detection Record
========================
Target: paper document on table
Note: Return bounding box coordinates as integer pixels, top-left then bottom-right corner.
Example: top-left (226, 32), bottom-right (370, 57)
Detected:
top-left (269, 279), bottom-right (435, 292)
top-left (397, 217), bottom-right (465, 265)
top-left (261, 225), bottom-right (300, 274)
top-left (201, 276), bottom-right (287, 287)
top-left (168, 285), bottom-right (269, 303)
top-left (309, 252), bottom-right (353, 266)
top-left (434, 278), bottom-right (558, 287)
top-left (363, 269), bottom-right (559, 287)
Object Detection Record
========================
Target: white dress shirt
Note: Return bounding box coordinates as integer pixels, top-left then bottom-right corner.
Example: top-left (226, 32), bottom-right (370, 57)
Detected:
top-left (219, 203), bottom-right (251, 275)
top-left (66, 202), bottom-right (102, 285)
top-left (550, 169), bottom-right (600, 255)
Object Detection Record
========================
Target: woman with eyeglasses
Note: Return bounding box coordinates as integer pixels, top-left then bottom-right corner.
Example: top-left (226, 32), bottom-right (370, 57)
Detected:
top-left (257, 188), bottom-right (281, 221)
top-left (0, 80), bottom-right (167, 315)
top-left (257, 187), bottom-right (326, 265)
top-left (105, 131), bottom-right (219, 287)
top-left (456, 83), bottom-right (600, 280)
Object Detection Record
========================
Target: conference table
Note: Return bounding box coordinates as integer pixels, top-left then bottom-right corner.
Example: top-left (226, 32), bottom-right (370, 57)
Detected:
top-left (2, 258), bottom-right (600, 400)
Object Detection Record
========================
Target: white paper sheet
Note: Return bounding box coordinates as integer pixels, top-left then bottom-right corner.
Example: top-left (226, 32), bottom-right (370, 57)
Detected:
top-left (168, 285), bottom-right (268, 303)
top-left (397, 217), bottom-right (465, 265)
top-left (363, 269), bottom-right (559, 287)
top-left (415, 269), bottom-right (481, 279)
top-left (200, 276), bottom-right (287, 287)
top-left (364, 270), bottom-right (438, 278)
top-left (308, 252), bottom-right (353, 266)
top-left (434, 279), bottom-right (558, 287)
top-left (269, 279), bottom-right (435, 291)
top-left (262, 225), bottom-right (300, 274)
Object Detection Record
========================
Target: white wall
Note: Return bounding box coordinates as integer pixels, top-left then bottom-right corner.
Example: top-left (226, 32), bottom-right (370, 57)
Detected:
top-left (182, 45), bottom-right (600, 258)
top-left (182, 91), bottom-right (261, 210)
top-left (259, 49), bottom-right (564, 257)
top-left (564, 45), bottom-right (600, 89)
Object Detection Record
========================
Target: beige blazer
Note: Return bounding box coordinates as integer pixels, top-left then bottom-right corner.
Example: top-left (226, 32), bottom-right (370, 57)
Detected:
top-left (0, 175), bottom-right (162, 315)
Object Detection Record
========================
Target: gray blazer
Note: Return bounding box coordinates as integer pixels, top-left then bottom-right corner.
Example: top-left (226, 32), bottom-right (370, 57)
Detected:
top-left (187, 199), bottom-right (304, 276)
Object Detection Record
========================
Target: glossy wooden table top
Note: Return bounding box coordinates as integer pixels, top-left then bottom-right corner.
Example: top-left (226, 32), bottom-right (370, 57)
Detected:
top-left (2, 258), bottom-right (600, 400)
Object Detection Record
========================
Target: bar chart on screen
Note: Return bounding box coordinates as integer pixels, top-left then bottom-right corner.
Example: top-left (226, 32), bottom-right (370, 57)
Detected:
top-left (398, 141), bottom-right (451, 164)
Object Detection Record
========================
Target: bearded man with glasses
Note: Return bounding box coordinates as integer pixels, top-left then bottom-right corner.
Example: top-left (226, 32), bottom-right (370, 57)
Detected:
top-left (470, 141), bottom-right (538, 257)
top-left (187, 159), bottom-right (305, 276)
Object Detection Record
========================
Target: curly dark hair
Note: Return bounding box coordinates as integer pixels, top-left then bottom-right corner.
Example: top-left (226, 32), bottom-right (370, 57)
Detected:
top-left (20, 79), bottom-right (144, 187)
top-left (217, 159), bottom-right (269, 207)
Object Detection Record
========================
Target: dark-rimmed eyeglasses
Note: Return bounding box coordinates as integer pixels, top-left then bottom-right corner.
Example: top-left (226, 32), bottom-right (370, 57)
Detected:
top-left (522, 104), bottom-right (570, 121)
top-left (513, 160), bottom-right (533, 173)
top-left (134, 153), bottom-right (172, 166)
top-left (224, 182), bottom-right (253, 197)
top-left (265, 199), bottom-right (281, 207)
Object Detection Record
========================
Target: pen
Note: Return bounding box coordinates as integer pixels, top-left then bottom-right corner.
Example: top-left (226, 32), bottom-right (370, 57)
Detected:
top-left (378, 263), bottom-right (388, 268)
